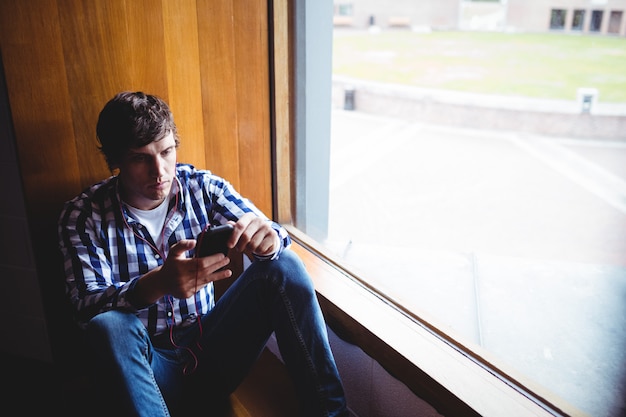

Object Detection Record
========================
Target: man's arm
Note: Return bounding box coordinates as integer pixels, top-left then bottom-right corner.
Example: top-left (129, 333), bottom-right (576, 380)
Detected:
top-left (58, 199), bottom-right (142, 326)
top-left (206, 174), bottom-right (291, 260)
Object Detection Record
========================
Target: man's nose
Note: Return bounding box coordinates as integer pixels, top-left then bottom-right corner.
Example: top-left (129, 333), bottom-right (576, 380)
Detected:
top-left (152, 157), bottom-right (166, 178)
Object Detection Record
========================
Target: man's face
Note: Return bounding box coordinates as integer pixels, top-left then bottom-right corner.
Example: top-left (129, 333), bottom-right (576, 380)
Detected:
top-left (117, 131), bottom-right (177, 210)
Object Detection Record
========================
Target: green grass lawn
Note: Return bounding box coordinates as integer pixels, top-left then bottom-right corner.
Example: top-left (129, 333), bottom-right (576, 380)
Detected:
top-left (332, 30), bottom-right (626, 102)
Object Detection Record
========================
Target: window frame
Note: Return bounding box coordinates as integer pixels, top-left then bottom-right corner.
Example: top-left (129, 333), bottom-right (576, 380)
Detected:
top-left (270, 1), bottom-right (586, 416)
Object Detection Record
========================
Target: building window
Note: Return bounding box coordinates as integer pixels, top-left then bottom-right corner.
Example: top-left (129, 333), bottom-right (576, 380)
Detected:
top-left (572, 9), bottom-right (585, 31)
top-left (334, 3), bottom-right (353, 16)
top-left (590, 10), bottom-right (604, 32)
top-left (608, 10), bottom-right (623, 34)
top-left (550, 8), bottom-right (567, 29)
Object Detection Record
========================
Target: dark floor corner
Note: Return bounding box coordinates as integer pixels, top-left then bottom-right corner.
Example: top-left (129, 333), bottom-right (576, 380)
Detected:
top-left (0, 348), bottom-right (297, 417)
top-left (1, 353), bottom-right (64, 414)
top-left (1, 352), bottom-right (116, 416)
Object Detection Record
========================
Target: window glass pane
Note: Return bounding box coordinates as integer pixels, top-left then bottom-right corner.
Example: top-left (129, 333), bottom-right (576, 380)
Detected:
top-left (336, 3), bottom-right (353, 16)
top-left (609, 11), bottom-right (623, 34)
top-left (590, 10), bottom-right (604, 32)
top-left (550, 9), bottom-right (567, 29)
top-left (296, 2), bottom-right (626, 417)
top-left (572, 10), bottom-right (585, 31)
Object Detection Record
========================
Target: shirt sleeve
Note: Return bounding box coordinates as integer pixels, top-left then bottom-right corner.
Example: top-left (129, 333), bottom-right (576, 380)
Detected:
top-left (58, 197), bottom-right (139, 327)
top-left (204, 173), bottom-right (291, 260)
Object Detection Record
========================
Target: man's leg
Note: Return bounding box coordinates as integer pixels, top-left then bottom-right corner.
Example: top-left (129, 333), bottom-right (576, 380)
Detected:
top-left (86, 310), bottom-right (185, 417)
top-left (188, 249), bottom-right (348, 417)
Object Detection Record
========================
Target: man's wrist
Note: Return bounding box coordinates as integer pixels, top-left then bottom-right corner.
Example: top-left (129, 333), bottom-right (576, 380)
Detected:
top-left (128, 267), bottom-right (164, 308)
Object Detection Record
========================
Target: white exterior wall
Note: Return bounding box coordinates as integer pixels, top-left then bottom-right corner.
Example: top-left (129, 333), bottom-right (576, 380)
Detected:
top-left (334, 0), bottom-right (626, 35)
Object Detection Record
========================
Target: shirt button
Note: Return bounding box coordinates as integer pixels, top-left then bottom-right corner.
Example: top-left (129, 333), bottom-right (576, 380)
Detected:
top-left (167, 312), bottom-right (172, 317)
top-left (155, 254), bottom-right (161, 259)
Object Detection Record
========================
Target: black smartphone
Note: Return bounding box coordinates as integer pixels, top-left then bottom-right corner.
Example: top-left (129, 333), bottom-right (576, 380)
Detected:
top-left (195, 224), bottom-right (234, 258)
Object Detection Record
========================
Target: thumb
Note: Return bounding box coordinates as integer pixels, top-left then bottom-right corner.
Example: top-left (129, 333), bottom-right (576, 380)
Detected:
top-left (168, 239), bottom-right (196, 259)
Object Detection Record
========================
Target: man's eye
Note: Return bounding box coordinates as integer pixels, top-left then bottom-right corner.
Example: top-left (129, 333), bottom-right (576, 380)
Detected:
top-left (131, 155), bottom-right (147, 162)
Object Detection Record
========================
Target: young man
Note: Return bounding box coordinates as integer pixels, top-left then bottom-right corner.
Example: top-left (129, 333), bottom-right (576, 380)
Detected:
top-left (58, 91), bottom-right (348, 417)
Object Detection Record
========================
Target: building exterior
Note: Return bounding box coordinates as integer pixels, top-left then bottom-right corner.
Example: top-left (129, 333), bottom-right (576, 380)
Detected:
top-left (334, 0), bottom-right (626, 36)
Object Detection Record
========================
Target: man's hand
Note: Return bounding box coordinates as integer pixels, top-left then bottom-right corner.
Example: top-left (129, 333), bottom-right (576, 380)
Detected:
top-left (131, 214), bottom-right (279, 306)
top-left (228, 213), bottom-right (280, 257)
top-left (133, 239), bottom-right (232, 304)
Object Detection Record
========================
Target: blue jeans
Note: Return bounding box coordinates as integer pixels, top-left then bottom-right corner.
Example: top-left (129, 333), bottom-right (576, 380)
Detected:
top-left (86, 249), bottom-right (348, 417)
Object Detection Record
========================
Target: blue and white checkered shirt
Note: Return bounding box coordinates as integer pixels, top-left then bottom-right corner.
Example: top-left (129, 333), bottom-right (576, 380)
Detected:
top-left (58, 163), bottom-right (290, 336)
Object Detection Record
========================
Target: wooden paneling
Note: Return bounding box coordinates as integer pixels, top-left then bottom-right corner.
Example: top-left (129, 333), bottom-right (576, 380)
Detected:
top-left (0, 0), bottom-right (272, 362)
top-left (195, 0), bottom-right (273, 215)
top-left (0, 0), bottom-right (271, 211)
top-left (197, 0), bottom-right (242, 191)
top-left (57, 0), bottom-right (170, 189)
top-left (232, 0), bottom-right (271, 214)
top-left (0, 1), bottom-right (81, 208)
top-left (162, 0), bottom-right (206, 169)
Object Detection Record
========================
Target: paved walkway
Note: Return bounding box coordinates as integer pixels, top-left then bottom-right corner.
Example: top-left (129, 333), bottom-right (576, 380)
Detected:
top-left (325, 109), bottom-right (626, 417)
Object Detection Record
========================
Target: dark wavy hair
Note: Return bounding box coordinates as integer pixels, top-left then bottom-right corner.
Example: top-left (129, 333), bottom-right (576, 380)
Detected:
top-left (96, 91), bottom-right (179, 170)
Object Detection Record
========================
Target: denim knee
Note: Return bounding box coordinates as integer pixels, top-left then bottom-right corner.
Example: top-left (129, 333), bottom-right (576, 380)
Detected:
top-left (86, 310), bottom-right (145, 342)
top-left (251, 249), bottom-right (314, 293)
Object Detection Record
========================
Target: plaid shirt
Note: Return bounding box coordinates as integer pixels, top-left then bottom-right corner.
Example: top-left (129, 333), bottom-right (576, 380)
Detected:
top-left (58, 163), bottom-right (290, 336)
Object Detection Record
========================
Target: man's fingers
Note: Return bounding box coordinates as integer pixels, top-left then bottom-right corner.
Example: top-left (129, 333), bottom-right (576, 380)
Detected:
top-left (211, 268), bottom-right (233, 282)
top-left (168, 239), bottom-right (196, 258)
top-left (197, 253), bottom-right (231, 274)
top-left (228, 214), bottom-right (253, 248)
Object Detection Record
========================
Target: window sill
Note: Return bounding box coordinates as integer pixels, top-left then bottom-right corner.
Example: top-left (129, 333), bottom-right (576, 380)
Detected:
top-left (286, 226), bottom-right (583, 417)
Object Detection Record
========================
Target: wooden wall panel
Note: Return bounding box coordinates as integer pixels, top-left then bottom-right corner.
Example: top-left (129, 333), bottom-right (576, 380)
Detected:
top-left (233, 0), bottom-right (272, 215)
top-left (57, 0), bottom-right (173, 189)
top-left (196, 0), bottom-right (272, 214)
top-left (0, 0), bottom-right (272, 363)
top-left (1, 0), bottom-right (270, 205)
top-left (161, 0), bottom-right (206, 168)
top-left (0, 0), bottom-right (81, 209)
top-left (197, 0), bottom-right (242, 187)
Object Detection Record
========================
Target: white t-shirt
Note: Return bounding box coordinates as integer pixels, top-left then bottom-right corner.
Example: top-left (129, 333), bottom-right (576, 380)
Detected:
top-left (126, 197), bottom-right (170, 249)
